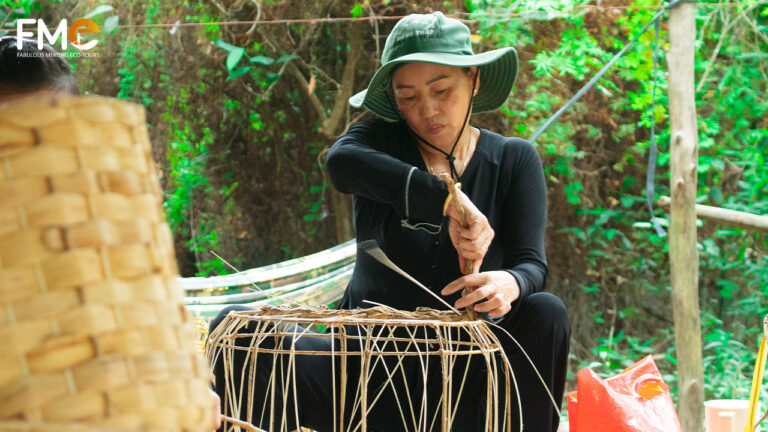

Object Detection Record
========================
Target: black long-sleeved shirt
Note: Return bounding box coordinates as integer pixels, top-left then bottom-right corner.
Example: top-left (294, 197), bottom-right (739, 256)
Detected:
top-left (326, 119), bottom-right (548, 312)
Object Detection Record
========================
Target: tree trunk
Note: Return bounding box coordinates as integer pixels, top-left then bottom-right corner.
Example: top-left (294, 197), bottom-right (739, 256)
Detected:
top-left (329, 186), bottom-right (354, 243)
top-left (322, 23), bottom-right (365, 244)
top-left (667, 3), bottom-right (704, 431)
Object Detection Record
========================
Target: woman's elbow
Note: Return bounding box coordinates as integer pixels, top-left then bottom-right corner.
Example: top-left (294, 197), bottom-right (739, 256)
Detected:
top-left (325, 143), bottom-right (351, 193)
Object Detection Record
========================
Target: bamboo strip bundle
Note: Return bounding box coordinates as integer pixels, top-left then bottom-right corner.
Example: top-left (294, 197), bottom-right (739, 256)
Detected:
top-left (0, 95), bottom-right (214, 431)
top-left (206, 305), bottom-right (515, 432)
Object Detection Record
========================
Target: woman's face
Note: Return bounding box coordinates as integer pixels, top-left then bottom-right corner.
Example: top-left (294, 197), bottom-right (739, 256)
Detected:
top-left (391, 62), bottom-right (477, 148)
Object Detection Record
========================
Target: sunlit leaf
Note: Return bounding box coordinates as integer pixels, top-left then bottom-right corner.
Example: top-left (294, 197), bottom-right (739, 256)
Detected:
top-left (249, 55), bottom-right (274, 66)
top-left (226, 66), bottom-right (250, 82)
top-left (275, 54), bottom-right (296, 64)
top-left (213, 39), bottom-right (237, 52)
top-left (84, 4), bottom-right (114, 19)
top-left (226, 47), bottom-right (245, 72)
top-left (104, 15), bottom-right (119, 34)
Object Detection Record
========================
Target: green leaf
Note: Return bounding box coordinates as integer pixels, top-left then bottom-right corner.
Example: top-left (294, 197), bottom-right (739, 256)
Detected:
top-left (249, 55), bottom-right (274, 66)
top-left (350, 3), bottom-right (364, 18)
top-left (612, 331), bottom-right (624, 344)
top-left (84, 4), bottom-right (114, 19)
top-left (665, 353), bottom-right (678, 366)
top-left (226, 47), bottom-right (246, 72)
top-left (596, 84), bottom-right (612, 96)
top-left (213, 39), bottom-right (237, 52)
top-left (564, 181), bottom-right (584, 205)
top-left (709, 186), bottom-right (724, 205)
top-left (558, 227), bottom-right (586, 241)
top-left (226, 66), bottom-right (250, 82)
top-left (620, 196), bottom-right (641, 208)
top-left (593, 311), bottom-right (605, 324)
top-left (265, 71), bottom-right (280, 84)
top-left (275, 54), bottom-right (297, 64)
top-left (104, 15), bottom-right (119, 34)
top-left (736, 52), bottom-right (768, 60)
top-left (595, 210), bottom-right (616, 226)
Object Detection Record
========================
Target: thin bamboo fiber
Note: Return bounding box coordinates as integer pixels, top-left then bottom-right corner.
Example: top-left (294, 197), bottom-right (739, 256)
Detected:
top-left (0, 95), bottom-right (213, 431)
top-left (206, 305), bottom-right (516, 432)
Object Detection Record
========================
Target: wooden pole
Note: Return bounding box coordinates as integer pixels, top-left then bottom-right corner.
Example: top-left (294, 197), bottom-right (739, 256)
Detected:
top-left (667, 3), bottom-right (705, 431)
top-left (658, 196), bottom-right (768, 234)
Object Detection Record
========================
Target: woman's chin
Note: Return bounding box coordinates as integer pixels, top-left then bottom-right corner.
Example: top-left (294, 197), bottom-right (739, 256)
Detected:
top-left (421, 129), bottom-right (453, 146)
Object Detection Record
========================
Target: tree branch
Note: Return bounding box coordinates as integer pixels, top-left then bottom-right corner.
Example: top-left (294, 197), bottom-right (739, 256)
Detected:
top-left (695, 2), bottom-right (761, 93)
top-left (321, 23), bottom-right (365, 137)
top-left (658, 196), bottom-right (768, 233)
top-left (286, 60), bottom-right (327, 123)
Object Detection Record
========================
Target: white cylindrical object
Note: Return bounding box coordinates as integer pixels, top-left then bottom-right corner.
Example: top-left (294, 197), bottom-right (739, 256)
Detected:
top-left (704, 399), bottom-right (749, 432)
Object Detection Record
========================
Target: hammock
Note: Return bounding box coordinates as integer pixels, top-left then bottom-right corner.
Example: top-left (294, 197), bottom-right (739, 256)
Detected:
top-left (182, 240), bottom-right (355, 318)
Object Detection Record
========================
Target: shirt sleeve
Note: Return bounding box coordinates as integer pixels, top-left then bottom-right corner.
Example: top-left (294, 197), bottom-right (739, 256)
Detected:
top-left (326, 119), bottom-right (448, 229)
top-left (500, 138), bottom-right (549, 300)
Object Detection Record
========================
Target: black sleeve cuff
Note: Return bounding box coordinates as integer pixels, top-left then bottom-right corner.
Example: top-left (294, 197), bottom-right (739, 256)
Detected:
top-left (506, 269), bottom-right (531, 301)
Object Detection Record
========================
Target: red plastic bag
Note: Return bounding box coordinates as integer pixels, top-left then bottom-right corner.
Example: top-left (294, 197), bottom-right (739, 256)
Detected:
top-left (567, 355), bottom-right (682, 432)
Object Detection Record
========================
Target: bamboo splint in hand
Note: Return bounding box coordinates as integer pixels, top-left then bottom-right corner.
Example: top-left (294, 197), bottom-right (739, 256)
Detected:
top-left (439, 173), bottom-right (479, 321)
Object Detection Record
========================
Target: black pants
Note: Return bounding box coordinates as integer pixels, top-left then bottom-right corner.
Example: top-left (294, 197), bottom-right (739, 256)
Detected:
top-left (209, 292), bottom-right (569, 432)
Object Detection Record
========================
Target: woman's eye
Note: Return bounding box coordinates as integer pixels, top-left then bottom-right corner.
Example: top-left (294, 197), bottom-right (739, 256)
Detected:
top-left (435, 88), bottom-right (448, 95)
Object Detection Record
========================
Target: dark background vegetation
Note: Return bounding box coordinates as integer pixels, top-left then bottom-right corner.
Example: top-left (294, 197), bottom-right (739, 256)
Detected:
top-left (3, 0), bottom-right (767, 404)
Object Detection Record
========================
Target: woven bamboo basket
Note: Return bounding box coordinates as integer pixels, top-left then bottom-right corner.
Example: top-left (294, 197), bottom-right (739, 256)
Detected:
top-left (0, 95), bottom-right (214, 431)
top-left (206, 305), bottom-right (516, 432)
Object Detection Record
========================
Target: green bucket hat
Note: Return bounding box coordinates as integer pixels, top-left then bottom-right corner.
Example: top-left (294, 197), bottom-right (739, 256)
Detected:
top-left (349, 11), bottom-right (518, 121)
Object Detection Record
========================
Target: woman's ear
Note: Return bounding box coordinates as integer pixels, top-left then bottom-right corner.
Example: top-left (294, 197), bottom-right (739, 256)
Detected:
top-left (470, 67), bottom-right (480, 95)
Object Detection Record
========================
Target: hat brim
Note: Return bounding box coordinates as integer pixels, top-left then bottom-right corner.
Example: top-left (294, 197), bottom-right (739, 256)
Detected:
top-left (350, 47), bottom-right (518, 121)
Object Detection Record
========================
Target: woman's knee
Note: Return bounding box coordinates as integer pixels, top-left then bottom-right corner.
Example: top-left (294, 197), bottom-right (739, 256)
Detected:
top-left (209, 305), bottom-right (254, 333)
top-left (516, 292), bottom-right (570, 336)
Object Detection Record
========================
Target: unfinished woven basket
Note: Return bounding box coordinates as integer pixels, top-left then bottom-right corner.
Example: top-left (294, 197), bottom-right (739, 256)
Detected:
top-left (206, 305), bottom-right (516, 432)
top-left (0, 95), bottom-right (214, 431)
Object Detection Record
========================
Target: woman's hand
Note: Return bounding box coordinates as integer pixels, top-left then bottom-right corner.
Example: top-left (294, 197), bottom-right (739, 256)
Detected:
top-left (441, 271), bottom-right (520, 318)
top-left (209, 388), bottom-right (222, 431)
top-left (444, 187), bottom-right (494, 274)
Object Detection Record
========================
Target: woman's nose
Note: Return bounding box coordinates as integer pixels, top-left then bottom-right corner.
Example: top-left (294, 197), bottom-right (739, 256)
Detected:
top-left (419, 97), bottom-right (439, 118)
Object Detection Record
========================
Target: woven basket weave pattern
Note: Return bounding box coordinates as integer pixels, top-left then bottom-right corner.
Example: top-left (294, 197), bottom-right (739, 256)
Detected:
top-left (207, 305), bottom-right (514, 431)
top-left (0, 96), bottom-right (212, 431)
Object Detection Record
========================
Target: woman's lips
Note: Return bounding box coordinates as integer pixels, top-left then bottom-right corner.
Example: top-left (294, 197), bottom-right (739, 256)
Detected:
top-left (427, 124), bottom-right (444, 134)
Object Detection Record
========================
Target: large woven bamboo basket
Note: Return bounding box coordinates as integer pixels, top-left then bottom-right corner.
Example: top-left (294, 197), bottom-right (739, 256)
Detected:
top-left (207, 305), bottom-right (515, 432)
top-left (0, 95), bottom-right (214, 431)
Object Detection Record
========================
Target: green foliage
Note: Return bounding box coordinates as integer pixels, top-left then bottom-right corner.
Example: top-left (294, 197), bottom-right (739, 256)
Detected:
top-left (116, 4), bottom-right (163, 106)
top-left (0, 0), bottom-right (49, 25)
top-left (211, 38), bottom-right (296, 83)
top-left (350, 2), bottom-right (366, 18)
top-left (472, 0), bottom-right (768, 403)
top-left (163, 88), bottom-right (235, 276)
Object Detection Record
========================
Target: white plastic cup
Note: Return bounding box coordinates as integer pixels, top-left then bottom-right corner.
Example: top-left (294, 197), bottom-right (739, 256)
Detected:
top-left (704, 399), bottom-right (750, 432)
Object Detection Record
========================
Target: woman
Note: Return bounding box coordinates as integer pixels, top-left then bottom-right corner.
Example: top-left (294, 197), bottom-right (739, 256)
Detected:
top-left (211, 11), bottom-right (569, 432)
top-left (326, 11), bottom-right (569, 431)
